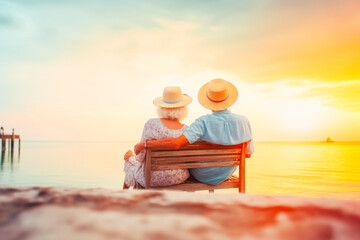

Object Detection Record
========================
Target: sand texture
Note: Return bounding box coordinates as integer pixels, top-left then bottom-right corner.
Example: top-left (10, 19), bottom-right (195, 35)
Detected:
top-left (0, 186), bottom-right (359, 240)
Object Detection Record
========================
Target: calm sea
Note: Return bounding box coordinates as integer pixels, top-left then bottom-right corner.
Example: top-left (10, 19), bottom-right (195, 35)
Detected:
top-left (1, 141), bottom-right (359, 199)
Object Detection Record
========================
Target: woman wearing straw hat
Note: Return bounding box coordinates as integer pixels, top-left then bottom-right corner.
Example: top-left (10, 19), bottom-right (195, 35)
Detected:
top-left (135, 79), bottom-right (254, 185)
top-left (123, 86), bottom-right (192, 188)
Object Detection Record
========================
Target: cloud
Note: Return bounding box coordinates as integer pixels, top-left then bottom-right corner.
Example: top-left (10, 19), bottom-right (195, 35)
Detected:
top-left (3, 0), bottom-right (359, 84)
top-left (1, 0), bottom-right (360, 140)
top-left (0, 19), bottom-right (229, 140)
top-left (0, 14), bottom-right (16, 26)
top-left (201, 0), bottom-right (360, 83)
top-left (261, 79), bottom-right (360, 112)
top-left (0, 1), bottom-right (24, 28)
top-left (299, 81), bottom-right (360, 112)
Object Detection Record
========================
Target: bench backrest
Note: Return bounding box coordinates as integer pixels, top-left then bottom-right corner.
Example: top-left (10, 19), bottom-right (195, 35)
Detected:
top-left (144, 141), bottom-right (249, 188)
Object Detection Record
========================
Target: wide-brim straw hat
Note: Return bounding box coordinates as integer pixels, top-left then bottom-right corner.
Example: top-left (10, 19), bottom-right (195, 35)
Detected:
top-left (153, 86), bottom-right (192, 108)
top-left (198, 79), bottom-right (238, 111)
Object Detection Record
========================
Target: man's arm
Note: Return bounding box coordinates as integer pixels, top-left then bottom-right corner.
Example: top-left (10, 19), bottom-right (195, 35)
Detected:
top-left (134, 135), bottom-right (189, 154)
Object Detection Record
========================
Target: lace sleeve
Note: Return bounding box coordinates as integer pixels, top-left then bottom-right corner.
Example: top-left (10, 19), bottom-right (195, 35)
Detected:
top-left (140, 119), bottom-right (158, 141)
top-left (134, 119), bottom-right (157, 163)
top-left (126, 155), bottom-right (138, 166)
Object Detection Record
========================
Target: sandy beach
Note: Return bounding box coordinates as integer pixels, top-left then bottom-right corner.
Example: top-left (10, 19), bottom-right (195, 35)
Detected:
top-left (1, 186), bottom-right (359, 240)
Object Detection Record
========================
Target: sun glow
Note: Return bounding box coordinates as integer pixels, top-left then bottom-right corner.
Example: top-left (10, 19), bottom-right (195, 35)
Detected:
top-left (281, 101), bottom-right (321, 131)
top-left (1, 1), bottom-right (360, 141)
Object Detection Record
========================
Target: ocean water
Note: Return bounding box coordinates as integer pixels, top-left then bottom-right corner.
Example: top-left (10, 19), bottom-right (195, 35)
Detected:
top-left (1, 141), bottom-right (359, 199)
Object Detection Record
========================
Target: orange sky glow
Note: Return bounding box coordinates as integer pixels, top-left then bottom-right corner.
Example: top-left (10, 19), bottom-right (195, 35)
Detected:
top-left (0, 0), bottom-right (359, 141)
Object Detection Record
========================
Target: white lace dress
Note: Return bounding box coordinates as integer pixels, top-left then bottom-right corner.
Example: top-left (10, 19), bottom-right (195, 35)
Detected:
top-left (124, 118), bottom-right (190, 187)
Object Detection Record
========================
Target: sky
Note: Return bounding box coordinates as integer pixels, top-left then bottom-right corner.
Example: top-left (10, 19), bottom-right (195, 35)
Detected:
top-left (0, 0), bottom-right (359, 141)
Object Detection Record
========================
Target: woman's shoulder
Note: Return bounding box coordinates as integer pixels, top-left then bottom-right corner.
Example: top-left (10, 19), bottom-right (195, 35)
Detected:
top-left (144, 118), bottom-right (188, 132)
top-left (143, 118), bottom-right (162, 129)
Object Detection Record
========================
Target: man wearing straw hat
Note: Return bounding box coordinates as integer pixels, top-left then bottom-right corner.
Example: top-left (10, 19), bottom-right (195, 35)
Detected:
top-left (135, 79), bottom-right (254, 185)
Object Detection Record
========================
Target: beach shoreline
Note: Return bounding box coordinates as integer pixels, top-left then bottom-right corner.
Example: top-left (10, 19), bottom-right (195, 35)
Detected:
top-left (1, 186), bottom-right (359, 240)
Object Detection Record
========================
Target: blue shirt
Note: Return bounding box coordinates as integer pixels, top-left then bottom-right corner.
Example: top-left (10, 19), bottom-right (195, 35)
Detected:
top-left (183, 109), bottom-right (254, 185)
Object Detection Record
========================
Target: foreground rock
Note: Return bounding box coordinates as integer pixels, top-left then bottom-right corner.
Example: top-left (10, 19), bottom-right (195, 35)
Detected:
top-left (0, 187), bottom-right (359, 240)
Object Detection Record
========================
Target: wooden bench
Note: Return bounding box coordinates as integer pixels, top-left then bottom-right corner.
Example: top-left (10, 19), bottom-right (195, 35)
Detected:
top-left (135, 141), bottom-right (250, 193)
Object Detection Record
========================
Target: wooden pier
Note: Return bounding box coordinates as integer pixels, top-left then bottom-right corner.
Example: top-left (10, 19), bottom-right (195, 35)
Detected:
top-left (1, 126), bottom-right (21, 154)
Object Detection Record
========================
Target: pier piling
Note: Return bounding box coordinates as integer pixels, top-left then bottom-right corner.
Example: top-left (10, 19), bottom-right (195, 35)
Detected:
top-left (11, 128), bottom-right (15, 153)
top-left (0, 126), bottom-right (21, 155)
top-left (1, 138), bottom-right (5, 152)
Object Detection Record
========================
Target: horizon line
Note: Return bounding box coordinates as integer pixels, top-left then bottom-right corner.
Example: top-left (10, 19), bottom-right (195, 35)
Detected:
top-left (18, 140), bottom-right (360, 143)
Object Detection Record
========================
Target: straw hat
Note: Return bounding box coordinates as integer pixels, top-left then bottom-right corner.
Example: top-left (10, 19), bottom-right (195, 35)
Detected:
top-left (198, 79), bottom-right (238, 111)
top-left (153, 86), bottom-right (192, 108)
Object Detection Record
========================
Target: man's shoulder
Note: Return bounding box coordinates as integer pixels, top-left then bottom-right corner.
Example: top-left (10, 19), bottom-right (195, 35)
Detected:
top-left (194, 112), bottom-right (249, 121)
top-left (194, 114), bottom-right (212, 122)
top-left (186, 114), bottom-right (211, 129)
top-left (192, 112), bottom-right (250, 124)
top-left (226, 112), bottom-right (251, 125)
top-left (231, 113), bottom-right (249, 120)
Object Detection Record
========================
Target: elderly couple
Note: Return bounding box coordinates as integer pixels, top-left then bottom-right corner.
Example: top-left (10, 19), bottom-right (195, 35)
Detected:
top-left (123, 79), bottom-right (254, 188)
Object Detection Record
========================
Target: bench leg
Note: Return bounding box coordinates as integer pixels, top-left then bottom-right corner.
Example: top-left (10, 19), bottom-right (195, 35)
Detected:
top-left (239, 174), bottom-right (245, 193)
top-left (123, 183), bottom-right (129, 190)
top-left (239, 158), bottom-right (245, 193)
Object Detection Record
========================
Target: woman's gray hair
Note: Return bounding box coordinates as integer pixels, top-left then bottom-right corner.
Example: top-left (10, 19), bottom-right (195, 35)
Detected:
top-left (157, 106), bottom-right (188, 120)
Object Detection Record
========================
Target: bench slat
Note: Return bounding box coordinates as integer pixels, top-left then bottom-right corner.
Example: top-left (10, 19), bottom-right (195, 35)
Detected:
top-left (151, 148), bottom-right (242, 157)
top-left (152, 154), bottom-right (241, 163)
top-left (178, 142), bottom-right (244, 150)
top-left (149, 175), bottom-right (240, 191)
top-left (151, 160), bottom-right (239, 170)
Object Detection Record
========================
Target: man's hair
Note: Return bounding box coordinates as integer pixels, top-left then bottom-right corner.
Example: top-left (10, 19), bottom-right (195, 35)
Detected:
top-left (157, 106), bottom-right (188, 120)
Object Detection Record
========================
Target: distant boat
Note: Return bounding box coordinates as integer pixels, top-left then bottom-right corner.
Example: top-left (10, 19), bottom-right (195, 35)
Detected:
top-left (326, 137), bottom-right (334, 142)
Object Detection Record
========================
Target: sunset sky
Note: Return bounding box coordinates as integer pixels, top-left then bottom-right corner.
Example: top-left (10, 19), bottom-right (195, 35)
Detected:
top-left (0, 0), bottom-right (359, 141)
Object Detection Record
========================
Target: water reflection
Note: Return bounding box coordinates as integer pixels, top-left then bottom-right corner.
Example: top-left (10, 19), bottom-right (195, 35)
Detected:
top-left (0, 145), bottom-right (20, 174)
top-left (245, 142), bottom-right (360, 200)
top-left (0, 141), bottom-right (126, 189)
top-left (0, 141), bottom-right (359, 200)
top-left (0, 151), bottom-right (4, 169)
